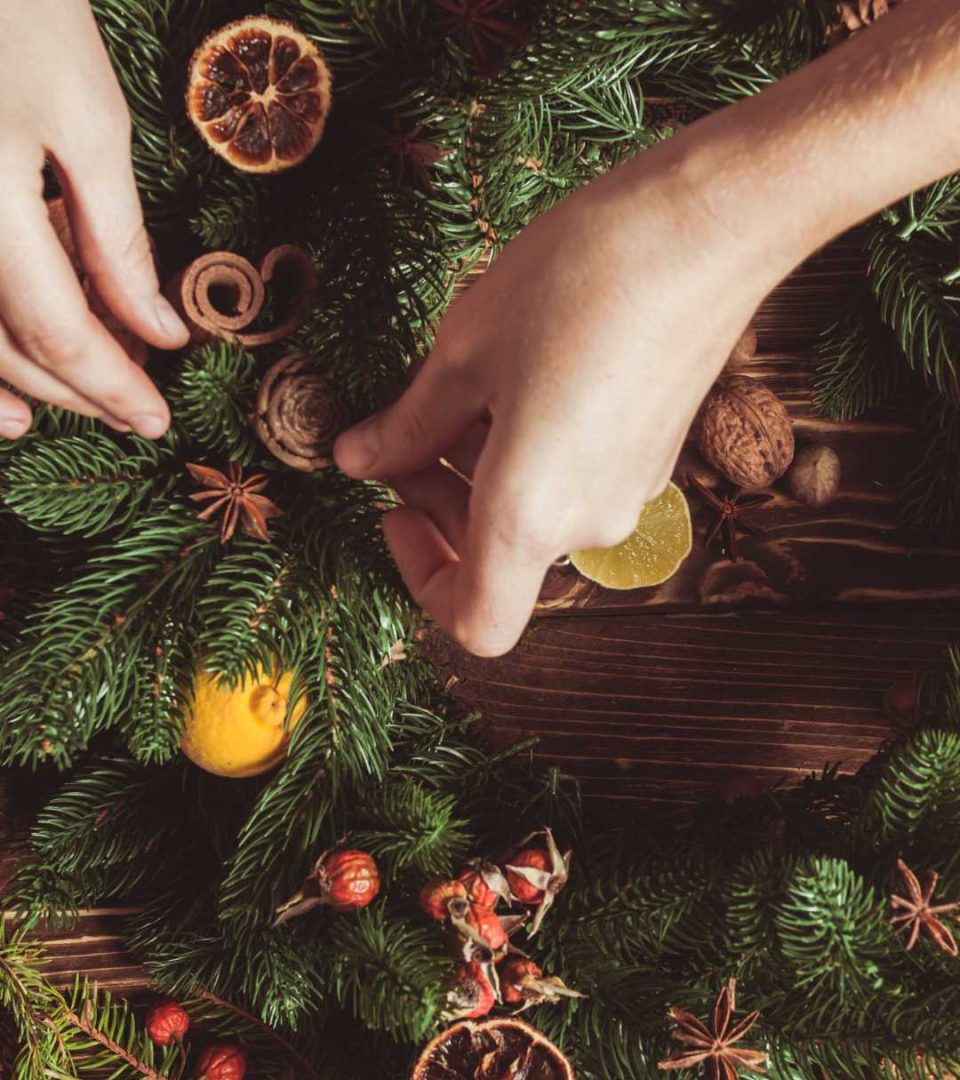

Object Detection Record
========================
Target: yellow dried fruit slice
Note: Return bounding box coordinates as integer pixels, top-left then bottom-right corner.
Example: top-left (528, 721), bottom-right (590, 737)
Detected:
top-left (570, 482), bottom-right (692, 590)
top-left (186, 15), bottom-right (332, 174)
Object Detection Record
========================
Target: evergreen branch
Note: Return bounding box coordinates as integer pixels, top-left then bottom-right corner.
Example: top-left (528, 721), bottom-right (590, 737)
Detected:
top-left (772, 857), bottom-right (889, 1011)
top-left (1, 433), bottom-right (173, 537)
top-left (854, 728), bottom-right (960, 848)
top-left (168, 344), bottom-right (261, 466)
top-left (899, 396), bottom-right (960, 541)
top-left (350, 778), bottom-right (473, 881)
top-left (867, 220), bottom-right (960, 398)
top-left (323, 905), bottom-right (447, 1044)
top-left (814, 289), bottom-right (911, 421)
top-left (0, 923), bottom-right (74, 1080)
top-left (0, 506), bottom-right (217, 767)
top-left (196, 541), bottom-right (326, 685)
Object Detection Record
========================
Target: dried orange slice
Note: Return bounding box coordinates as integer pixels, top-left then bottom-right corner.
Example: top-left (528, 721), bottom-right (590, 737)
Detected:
top-left (570, 482), bottom-right (692, 590)
top-left (411, 1018), bottom-right (575, 1079)
top-left (186, 16), bottom-right (332, 174)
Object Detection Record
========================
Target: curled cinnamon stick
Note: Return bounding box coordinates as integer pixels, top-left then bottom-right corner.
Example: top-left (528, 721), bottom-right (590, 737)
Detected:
top-left (167, 245), bottom-right (318, 347)
top-left (253, 353), bottom-right (340, 471)
top-left (47, 197), bottom-right (149, 367)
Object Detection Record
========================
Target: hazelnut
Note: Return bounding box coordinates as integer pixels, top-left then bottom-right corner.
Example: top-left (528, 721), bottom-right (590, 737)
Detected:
top-left (786, 444), bottom-right (841, 507)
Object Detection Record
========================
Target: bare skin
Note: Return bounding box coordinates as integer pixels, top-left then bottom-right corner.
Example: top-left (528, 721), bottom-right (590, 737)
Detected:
top-left (1, 2), bottom-right (958, 655)
top-left (335, 0), bottom-right (960, 656)
top-left (0, 0), bottom-right (188, 439)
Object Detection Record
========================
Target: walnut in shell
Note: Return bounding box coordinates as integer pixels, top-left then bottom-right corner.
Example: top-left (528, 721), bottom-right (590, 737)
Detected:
top-left (786, 443), bottom-right (841, 507)
top-left (253, 353), bottom-right (340, 471)
top-left (696, 376), bottom-right (794, 490)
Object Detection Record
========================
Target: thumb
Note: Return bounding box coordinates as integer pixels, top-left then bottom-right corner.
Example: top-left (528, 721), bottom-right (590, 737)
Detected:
top-left (55, 147), bottom-right (189, 351)
top-left (335, 351), bottom-right (487, 479)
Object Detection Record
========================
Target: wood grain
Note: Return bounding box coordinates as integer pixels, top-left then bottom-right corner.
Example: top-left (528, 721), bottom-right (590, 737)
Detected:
top-left (425, 605), bottom-right (960, 810)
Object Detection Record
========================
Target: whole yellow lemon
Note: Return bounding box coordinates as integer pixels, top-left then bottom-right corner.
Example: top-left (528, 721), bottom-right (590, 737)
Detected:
top-left (181, 665), bottom-right (307, 778)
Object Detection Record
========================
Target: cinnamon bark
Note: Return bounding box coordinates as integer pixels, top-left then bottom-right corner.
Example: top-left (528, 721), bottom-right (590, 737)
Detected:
top-left (167, 245), bottom-right (318, 347)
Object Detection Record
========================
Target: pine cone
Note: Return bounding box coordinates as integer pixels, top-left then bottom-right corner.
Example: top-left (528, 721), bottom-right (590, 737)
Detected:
top-left (253, 354), bottom-right (341, 471)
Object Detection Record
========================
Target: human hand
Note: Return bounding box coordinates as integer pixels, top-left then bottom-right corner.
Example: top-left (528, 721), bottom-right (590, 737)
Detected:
top-left (334, 145), bottom-right (777, 656)
top-left (335, 0), bottom-right (960, 658)
top-left (0, 0), bottom-right (188, 439)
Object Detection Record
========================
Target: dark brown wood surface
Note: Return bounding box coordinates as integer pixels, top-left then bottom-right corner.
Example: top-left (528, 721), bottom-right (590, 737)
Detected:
top-left (5, 229), bottom-right (960, 998)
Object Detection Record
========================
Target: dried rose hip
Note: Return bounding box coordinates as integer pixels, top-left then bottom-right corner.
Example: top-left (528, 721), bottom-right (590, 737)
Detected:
top-left (186, 16), bottom-right (332, 174)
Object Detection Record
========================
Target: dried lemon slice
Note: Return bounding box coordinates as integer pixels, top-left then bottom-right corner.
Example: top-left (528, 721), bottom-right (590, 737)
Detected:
top-left (570, 482), bottom-right (692, 590)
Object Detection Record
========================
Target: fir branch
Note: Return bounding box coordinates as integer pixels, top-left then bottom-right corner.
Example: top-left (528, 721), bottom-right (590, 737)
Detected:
top-left (867, 220), bottom-right (960, 398)
top-left (899, 396), bottom-right (960, 541)
top-left (350, 778), bottom-right (473, 880)
top-left (323, 905), bottom-right (447, 1044)
top-left (772, 857), bottom-right (889, 1011)
top-left (0, 506), bottom-right (217, 767)
top-left (0, 923), bottom-right (73, 1080)
top-left (168, 344), bottom-right (261, 466)
top-left (814, 289), bottom-right (911, 422)
top-left (854, 728), bottom-right (960, 848)
top-left (2, 433), bottom-right (173, 537)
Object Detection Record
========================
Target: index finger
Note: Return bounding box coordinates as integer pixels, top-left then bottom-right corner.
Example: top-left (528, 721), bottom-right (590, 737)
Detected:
top-left (0, 190), bottom-right (170, 437)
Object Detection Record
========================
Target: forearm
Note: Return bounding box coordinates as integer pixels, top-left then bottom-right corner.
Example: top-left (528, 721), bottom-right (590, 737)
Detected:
top-left (635, 0), bottom-right (960, 282)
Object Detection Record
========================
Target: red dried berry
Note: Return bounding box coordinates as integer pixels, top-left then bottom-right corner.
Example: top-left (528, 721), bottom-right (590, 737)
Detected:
top-left (499, 957), bottom-right (584, 1009)
top-left (145, 1000), bottom-right (190, 1045)
top-left (196, 1043), bottom-right (247, 1080)
top-left (458, 859), bottom-right (513, 910)
top-left (465, 904), bottom-right (508, 955)
top-left (323, 849), bottom-right (381, 911)
top-left (445, 961), bottom-right (497, 1020)
top-left (505, 828), bottom-right (572, 936)
top-left (420, 877), bottom-right (470, 922)
top-left (505, 849), bottom-right (551, 905)
top-left (274, 848), bottom-right (380, 925)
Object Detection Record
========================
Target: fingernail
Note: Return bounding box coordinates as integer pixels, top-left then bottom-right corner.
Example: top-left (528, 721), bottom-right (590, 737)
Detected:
top-left (129, 413), bottom-right (168, 439)
top-left (0, 418), bottom-right (28, 439)
top-left (335, 415), bottom-right (380, 475)
top-left (153, 295), bottom-right (189, 342)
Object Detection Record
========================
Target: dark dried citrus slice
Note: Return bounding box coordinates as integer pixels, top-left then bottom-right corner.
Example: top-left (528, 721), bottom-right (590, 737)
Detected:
top-left (186, 16), bottom-right (332, 174)
top-left (411, 1018), bottom-right (575, 1080)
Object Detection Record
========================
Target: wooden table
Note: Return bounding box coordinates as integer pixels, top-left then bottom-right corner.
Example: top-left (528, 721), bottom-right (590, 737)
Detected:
top-left (426, 228), bottom-right (960, 809)
top-left (8, 228), bottom-right (960, 994)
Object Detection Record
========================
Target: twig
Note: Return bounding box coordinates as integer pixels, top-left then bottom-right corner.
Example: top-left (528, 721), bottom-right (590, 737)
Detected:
top-left (52, 1000), bottom-right (167, 1079)
top-left (195, 987), bottom-right (321, 1080)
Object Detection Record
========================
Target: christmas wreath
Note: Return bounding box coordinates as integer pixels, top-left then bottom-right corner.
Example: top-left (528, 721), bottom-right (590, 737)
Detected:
top-left (1, 2), bottom-right (959, 1078)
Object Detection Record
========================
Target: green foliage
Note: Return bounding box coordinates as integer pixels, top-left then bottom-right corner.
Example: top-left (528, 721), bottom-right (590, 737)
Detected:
top-left (168, 344), bottom-right (262, 465)
top-left (1, 433), bottom-right (173, 537)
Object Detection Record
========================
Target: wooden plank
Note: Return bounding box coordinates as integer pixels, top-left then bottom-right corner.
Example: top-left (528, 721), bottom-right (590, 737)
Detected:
top-left (425, 604), bottom-right (960, 809)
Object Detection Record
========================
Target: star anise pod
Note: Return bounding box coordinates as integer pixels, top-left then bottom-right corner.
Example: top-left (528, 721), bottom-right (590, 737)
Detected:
top-left (659, 979), bottom-right (768, 1080)
top-left (381, 119), bottom-right (450, 193)
top-left (187, 462), bottom-right (282, 544)
top-left (890, 858), bottom-right (960, 956)
top-left (435, 0), bottom-right (526, 76)
top-left (687, 475), bottom-right (772, 562)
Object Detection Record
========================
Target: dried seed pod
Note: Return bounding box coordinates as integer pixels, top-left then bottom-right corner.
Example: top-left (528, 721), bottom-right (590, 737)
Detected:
top-left (786, 443), bottom-right (841, 507)
top-left (253, 353), bottom-right (341, 471)
top-left (696, 376), bottom-right (794, 490)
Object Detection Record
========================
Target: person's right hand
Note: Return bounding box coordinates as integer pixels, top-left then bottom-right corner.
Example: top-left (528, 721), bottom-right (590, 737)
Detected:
top-left (0, 0), bottom-right (188, 440)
